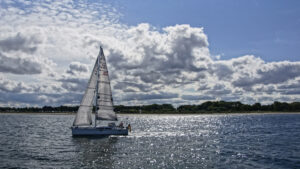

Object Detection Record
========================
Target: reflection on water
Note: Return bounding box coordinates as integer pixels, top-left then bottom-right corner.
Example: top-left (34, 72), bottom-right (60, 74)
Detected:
top-left (0, 113), bottom-right (300, 168)
top-left (72, 137), bottom-right (118, 168)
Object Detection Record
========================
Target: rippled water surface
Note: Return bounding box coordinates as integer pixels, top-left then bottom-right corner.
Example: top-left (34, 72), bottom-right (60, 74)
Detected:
top-left (0, 113), bottom-right (300, 168)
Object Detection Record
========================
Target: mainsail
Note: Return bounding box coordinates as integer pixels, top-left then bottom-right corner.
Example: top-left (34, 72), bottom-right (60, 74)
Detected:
top-left (73, 46), bottom-right (117, 127)
top-left (96, 47), bottom-right (117, 121)
top-left (73, 58), bottom-right (98, 126)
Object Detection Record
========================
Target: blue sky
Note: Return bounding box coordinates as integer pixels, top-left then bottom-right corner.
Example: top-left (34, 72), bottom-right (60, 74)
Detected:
top-left (116, 0), bottom-right (300, 62)
top-left (0, 0), bottom-right (300, 107)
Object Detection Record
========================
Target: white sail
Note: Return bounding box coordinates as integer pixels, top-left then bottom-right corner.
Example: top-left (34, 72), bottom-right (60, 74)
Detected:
top-left (96, 47), bottom-right (117, 121)
top-left (73, 58), bottom-right (98, 126)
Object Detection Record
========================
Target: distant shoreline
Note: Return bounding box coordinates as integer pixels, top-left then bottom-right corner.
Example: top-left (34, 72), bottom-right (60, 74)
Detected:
top-left (1, 111), bottom-right (300, 115)
top-left (2, 101), bottom-right (299, 114)
top-left (119, 112), bottom-right (300, 115)
top-left (0, 112), bottom-right (75, 115)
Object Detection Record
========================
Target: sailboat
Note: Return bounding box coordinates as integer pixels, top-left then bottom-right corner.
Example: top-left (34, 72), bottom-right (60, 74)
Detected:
top-left (71, 46), bottom-right (129, 136)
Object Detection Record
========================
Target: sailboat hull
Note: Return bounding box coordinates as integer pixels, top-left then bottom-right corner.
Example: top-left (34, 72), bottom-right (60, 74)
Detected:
top-left (71, 126), bottom-right (128, 137)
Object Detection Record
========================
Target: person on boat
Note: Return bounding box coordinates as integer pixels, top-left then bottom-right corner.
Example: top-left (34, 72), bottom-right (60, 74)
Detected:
top-left (127, 124), bottom-right (131, 132)
top-left (118, 121), bottom-right (124, 128)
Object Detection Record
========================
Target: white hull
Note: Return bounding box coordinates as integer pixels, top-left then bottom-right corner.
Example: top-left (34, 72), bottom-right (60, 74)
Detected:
top-left (71, 126), bottom-right (128, 137)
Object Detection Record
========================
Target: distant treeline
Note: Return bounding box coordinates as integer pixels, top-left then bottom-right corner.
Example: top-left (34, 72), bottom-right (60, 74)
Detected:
top-left (0, 105), bottom-right (79, 113)
top-left (0, 101), bottom-right (300, 114)
top-left (176, 101), bottom-right (300, 113)
top-left (115, 101), bottom-right (300, 114)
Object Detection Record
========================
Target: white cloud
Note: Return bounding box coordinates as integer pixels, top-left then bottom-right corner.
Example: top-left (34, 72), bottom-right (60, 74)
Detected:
top-left (0, 76), bottom-right (30, 93)
top-left (0, 52), bottom-right (42, 74)
top-left (66, 62), bottom-right (89, 75)
top-left (0, 0), bottom-right (299, 107)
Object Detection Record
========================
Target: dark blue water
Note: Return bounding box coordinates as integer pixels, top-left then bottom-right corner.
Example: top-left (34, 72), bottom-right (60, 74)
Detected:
top-left (0, 113), bottom-right (299, 169)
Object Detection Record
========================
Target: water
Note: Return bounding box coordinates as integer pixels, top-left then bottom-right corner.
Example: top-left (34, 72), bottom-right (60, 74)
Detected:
top-left (0, 113), bottom-right (299, 169)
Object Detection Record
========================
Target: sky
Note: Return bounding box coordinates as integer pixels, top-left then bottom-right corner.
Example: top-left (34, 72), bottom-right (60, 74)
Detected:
top-left (0, 0), bottom-right (300, 107)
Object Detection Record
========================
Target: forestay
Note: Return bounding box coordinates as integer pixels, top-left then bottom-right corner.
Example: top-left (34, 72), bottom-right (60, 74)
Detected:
top-left (73, 58), bottom-right (98, 126)
top-left (96, 47), bottom-right (117, 121)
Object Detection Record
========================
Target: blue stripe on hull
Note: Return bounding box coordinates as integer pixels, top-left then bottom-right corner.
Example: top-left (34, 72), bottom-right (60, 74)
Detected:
top-left (71, 127), bottom-right (128, 137)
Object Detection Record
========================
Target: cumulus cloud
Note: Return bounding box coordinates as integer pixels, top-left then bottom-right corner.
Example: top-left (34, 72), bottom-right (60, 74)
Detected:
top-left (211, 62), bottom-right (233, 80)
top-left (0, 52), bottom-right (42, 74)
top-left (0, 33), bottom-right (39, 53)
top-left (0, 76), bottom-right (30, 93)
top-left (66, 62), bottom-right (89, 75)
top-left (59, 77), bottom-right (87, 92)
top-left (106, 24), bottom-right (210, 80)
top-left (0, 91), bottom-right (82, 107)
top-left (278, 80), bottom-right (300, 90)
top-left (0, 0), bottom-right (299, 107)
top-left (114, 81), bottom-right (156, 93)
top-left (205, 84), bottom-right (232, 96)
top-left (233, 61), bottom-right (300, 87)
top-left (181, 95), bottom-right (215, 101)
top-left (122, 92), bottom-right (179, 101)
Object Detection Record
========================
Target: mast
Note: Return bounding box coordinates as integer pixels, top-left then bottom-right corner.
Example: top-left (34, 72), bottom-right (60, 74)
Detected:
top-left (139, 105), bottom-right (142, 114)
top-left (94, 47), bottom-right (101, 127)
